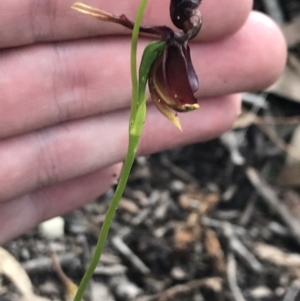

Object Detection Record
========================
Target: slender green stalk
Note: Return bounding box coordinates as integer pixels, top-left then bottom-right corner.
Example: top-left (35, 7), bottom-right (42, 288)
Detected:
top-left (73, 1), bottom-right (149, 300)
top-left (73, 137), bottom-right (139, 301)
top-left (130, 0), bottom-right (148, 119)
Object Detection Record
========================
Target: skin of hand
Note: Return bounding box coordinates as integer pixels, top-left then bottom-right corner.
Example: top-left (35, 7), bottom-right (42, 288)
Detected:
top-left (0, 0), bottom-right (286, 243)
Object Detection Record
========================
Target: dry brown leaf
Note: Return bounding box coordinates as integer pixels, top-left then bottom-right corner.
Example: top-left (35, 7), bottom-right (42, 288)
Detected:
top-left (277, 125), bottom-right (300, 186)
top-left (173, 213), bottom-right (201, 251)
top-left (254, 242), bottom-right (300, 273)
top-left (233, 110), bottom-right (258, 129)
top-left (0, 247), bottom-right (50, 301)
top-left (179, 187), bottom-right (220, 214)
top-left (119, 197), bottom-right (140, 214)
top-left (235, 112), bottom-right (300, 167)
top-left (283, 14), bottom-right (300, 47)
top-left (52, 252), bottom-right (82, 301)
top-left (257, 122), bottom-right (300, 163)
top-left (283, 190), bottom-right (300, 220)
top-left (201, 193), bottom-right (221, 213)
top-left (204, 229), bottom-right (226, 273)
top-left (153, 277), bottom-right (222, 301)
top-left (254, 243), bottom-right (300, 277)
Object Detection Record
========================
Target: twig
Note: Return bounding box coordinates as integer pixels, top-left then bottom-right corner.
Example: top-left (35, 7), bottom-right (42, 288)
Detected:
top-left (109, 276), bottom-right (143, 300)
top-left (256, 123), bottom-right (300, 162)
top-left (22, 253), bottom-right (79, 273)
top-left (94, 264), bottom-right (127, 275)
top-left (261, 0), bottom-right (284, 26)
top-left (255, 116), bottom-right (300, 125)
top-left (202, 217), bottom-right (247, 236)
top-left (52, 251), bottom-right (82, 301)
top-left (223, 223), bottom-right (262, 273)
top-left (245, 166), bottom-right (300, 246)
top-left (227, 253), bottom-right (247, 301)
top-left (158, 278), bottom-right (222, 301)
top-left (131, 208), bottom-right (152, 225)
top-left (283, 280), bottom-right (300, 301)
top-left (268, 221), bottom-right (289, 237)
top-left (134, 277), bottom-right (222, 301)
top-left (242, 92), bottom-right (269, 109)
top-left (159, 154), bottom-right (198, 184)
top-left (111, 236), bottom-right (150, 274)
top-left (238, 193), bottom-right (258, 226)
top-left (220, 131), bottom-right (245, 165)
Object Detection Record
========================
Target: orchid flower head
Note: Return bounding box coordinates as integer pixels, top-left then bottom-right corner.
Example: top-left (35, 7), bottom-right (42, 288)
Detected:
top-left (71, 0), bottom-right (203, 129)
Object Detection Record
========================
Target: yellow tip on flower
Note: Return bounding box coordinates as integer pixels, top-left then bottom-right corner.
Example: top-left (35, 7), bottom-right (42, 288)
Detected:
top-left (182, 103), bottom-right (200, 111)
top-left (170, 115), bottom-right (182, 131)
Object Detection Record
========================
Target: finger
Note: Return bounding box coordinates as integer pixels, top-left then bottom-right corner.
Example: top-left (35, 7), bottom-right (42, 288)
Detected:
top-left (0, 163), bottom-right (122, 244)
top-left (0, 0), bottom-right (252, 48)
top-left (194, 11), bottom-right (287, 96)
top-left (0, 12), bottom-right (286, 138)
top-left (0, 94), bottom-right (240, 202)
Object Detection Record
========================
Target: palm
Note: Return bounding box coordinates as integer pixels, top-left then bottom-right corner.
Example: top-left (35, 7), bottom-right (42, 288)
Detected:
top-left (0, 0), bottom-right (286, 244)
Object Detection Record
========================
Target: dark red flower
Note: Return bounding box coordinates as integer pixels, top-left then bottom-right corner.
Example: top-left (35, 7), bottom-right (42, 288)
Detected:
top-left (148, 40), bottom-right (199, 129)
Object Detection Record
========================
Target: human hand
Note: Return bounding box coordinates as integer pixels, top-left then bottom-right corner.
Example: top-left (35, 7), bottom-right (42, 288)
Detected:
top-left (0, 0), bottom-right (286, 243)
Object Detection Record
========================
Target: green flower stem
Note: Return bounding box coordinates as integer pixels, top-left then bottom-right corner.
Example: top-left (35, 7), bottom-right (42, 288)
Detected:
top-left (130, 0), bottom-right (149, 118)
top-left (73, 137), bottom-right (139, 301)
top-left (73, 1), bottom-right (149, 300)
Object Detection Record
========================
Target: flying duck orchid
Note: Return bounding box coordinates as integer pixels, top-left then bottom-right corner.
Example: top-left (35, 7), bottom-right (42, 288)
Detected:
top-left (72, 0), bottom-right (202, 129)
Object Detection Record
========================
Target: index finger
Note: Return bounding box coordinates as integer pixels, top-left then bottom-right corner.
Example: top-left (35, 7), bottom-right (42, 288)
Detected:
top-left (0, 0), bottom-right (252, 48)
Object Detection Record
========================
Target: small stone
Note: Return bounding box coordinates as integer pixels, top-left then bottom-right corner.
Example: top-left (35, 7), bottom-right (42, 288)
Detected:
top-left (249, 286), bottom-right (273, 298)
top-left (38, 217), bottom-right (65, 239)
top-left (170, 180), bottom-right (185, 193)
top-left (91, 283), bottom-right (115, 301)
top-left (170, 266), bottom-right (187, 280)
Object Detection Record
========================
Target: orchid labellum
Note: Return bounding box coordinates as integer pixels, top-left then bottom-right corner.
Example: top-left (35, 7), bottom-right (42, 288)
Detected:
top-left (72, 0), bottom-right (202, 129)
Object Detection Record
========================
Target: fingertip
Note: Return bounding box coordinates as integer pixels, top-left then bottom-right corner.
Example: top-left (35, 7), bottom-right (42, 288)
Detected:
top-left (246, 11), bottom-right (287, 90)
top-left (191, 11), bottom-right (287, 97)
top-left (199, 0), bottom-right (253, 41)
top-left (146, 0), bottom-right (254, 41)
